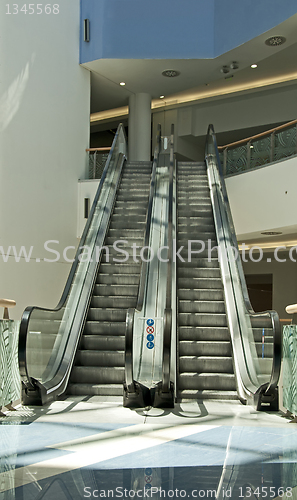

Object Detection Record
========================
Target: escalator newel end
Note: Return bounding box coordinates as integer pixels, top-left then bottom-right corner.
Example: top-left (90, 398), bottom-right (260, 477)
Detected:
top-left (123, 381), bottom-right (152, 408)
top-left (151, 381), bottom-right (174, 409)
top-left (255, 386), bottom-right (279, 412)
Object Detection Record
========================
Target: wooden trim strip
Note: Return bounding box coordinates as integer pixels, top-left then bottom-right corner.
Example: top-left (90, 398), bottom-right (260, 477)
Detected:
top-left (218, 119), bottom-right (297, 151)
top-left (86, 147), bottom-right (111, 152)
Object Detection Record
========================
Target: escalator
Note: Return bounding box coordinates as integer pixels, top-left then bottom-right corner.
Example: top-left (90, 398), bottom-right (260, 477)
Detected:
top-left (68, 161), bottom-right (152, 397)
top-left (174, 125), bottom-right (281, 410)
top-left (176, 161), bottom-right (237, 401)
top-left (18, 125), bottom-right (158, 404)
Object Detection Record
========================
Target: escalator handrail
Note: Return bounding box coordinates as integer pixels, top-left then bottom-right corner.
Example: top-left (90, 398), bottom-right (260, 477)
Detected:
top-left (162, 124), bottom-right (174, 392)
top-left (125, 126), bottom-right (162, 391)
top-left (206, 124), bottom-right (282, 395)
top-left (19, 124), bottom-right (127, 390)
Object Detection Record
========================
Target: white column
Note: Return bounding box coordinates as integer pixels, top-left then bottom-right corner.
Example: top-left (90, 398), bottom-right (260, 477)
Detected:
top-left (128, 93), bottom-right (151, 161)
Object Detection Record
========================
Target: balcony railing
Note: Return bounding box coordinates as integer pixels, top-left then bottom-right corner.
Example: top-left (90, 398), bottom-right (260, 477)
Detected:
top-left (218, 119), bottom-right (297, 176)
top-left (86, 147), bottom-right (111, 179)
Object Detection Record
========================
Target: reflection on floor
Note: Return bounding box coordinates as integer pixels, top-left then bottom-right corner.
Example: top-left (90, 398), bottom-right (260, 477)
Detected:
top-left (0, 397), bottom-right (297, 500)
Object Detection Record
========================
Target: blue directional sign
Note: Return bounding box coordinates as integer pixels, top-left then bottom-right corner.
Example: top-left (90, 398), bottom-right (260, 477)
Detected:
top-left (147, 318), bottom-right (154, 326)
top-left (147, 341), bottom-right (154, 349)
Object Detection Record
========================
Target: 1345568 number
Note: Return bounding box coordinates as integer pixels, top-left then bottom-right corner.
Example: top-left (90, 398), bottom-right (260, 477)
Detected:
top-left (6, 4), bottom-right (59, 14)
top-left (239, 486), bottom-right (293, 497)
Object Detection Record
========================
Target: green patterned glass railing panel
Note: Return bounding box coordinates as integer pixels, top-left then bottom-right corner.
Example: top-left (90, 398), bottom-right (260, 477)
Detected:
top-left (0, 320), bottom-right (21, 411)
top-left (283, 324), bottom-right (297, 415)
top-left (88, 152), bottom-right (109, 179)
top-left (274, 125), bottom-right (297, 162)
top-left (221, 121), bottom-right (297, 176)
top-left (250, 136), bottom-right (271, 168)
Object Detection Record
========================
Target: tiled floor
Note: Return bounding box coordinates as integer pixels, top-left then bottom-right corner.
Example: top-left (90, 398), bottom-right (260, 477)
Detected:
top-left (1, 397), bottom-right (297, 499)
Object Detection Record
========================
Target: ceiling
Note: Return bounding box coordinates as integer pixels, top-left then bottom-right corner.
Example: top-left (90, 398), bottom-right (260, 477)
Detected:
top-left (82, 13), bottom-right (297, 115)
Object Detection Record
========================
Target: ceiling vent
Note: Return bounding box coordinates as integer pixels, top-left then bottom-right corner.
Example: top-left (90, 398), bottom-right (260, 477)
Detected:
top-left (162, 70), bottom-right (180, 78)
top-left (265, 36), bottom-right (286, 47)
top-left (261, 231), bottom-right (283, 236)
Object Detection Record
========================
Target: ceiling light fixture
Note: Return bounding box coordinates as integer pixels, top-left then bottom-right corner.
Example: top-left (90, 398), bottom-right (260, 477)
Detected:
top-left (159, 95), bottom-right (165, 99)
top-left (265, 36), bottom-right (286, 47)
top-left (162, 70), bottom-right (180, 78)
top-left (221, 66), bottom-right (230, 74)
top-left (119, 82), bottom-right (126, 86)
top-left (261, 231), bottom-right (283, 235)
top-left (251, 64), bottom-right (258, 69)
top-left (230, 61), bottom-right (239, 70)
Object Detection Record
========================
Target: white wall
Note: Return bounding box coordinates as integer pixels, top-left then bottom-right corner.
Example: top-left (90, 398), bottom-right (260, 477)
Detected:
top-left (242, 252), bottom-right (297, 320)
top-left (178, 83), bottom-right (297, 138)
top-left (0, 1), bottom-right (90, 319)
top-left (225, 155), bottom-right (297, 238)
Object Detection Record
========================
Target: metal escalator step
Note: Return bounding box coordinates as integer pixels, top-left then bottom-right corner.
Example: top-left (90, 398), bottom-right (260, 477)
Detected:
top-left (177, 259), bottom-right (220, 272)
top-left (113, 207), bottom-right (147, 215)
top-left (105, 237), bottom-right (144, 246)
top-left (178, 212), bottom-right (215, 221)
top-left (177, 390), bottom-right (238, 401)
top-left (179, 340), bottom-right (232, 357)
top-left (100, 255), bottom-right (143, 265)
top-left (177, 258), bottom-right (220, 268)
top-left (111, 213), bottom-right (146, 221)
top-left (178, 313), bottom-right (228, 327)
top-left (178, 186), bottom-right (208, 193)
top-left (84, 321), bottom-right (125, 335)
top-left (109, 220), bottom-right (145, 229)
top-left (120, 177), bottom-right (151, 183)
top-left (108, 229), bottom-right (145, 239)
top-left (81, 335), bottom-right (125, 350)
top-left (90, 296), bottom-right (136, 309)
top-left (178, 237), bottom-right (217, 246)
top-left (178, 278), bottom-right (223, 290)
top-left (178, 373), bottom-right (236, 391)
top-left (178, 199), bottom-right (212, 207)
top-left (178, 223), bottom-right (215, 233)
top-left (178, 172), bottom-right (206, 178)
top-left (178, 217), bottom-right (214, 227)
top-left (76, 350), bottom-right (124, 367)
top-left (177, 249), bottom-right (219, 259)
top-left (178, 289), bottom-right (224, 301)
top-left (179, 300), bottom-right (226, 314)
top-left (67, 383), bottom-right (123, 396)
top-left (70, 366), bottom-right (124, 384)
top-left (99, 264), bottom-right (140, 275)
top-left (177, 209), bottom-right (214, 218)
top-left (94, 284), bottom-right (138, 296)
top-left (87, 308), bottom-right (126, 322)
top-left (179, 326), bottom-right (231, 341)
top-left (97, 273), bottom-right (140, 285)
top-left (179, 356), bottom-right (233, 373)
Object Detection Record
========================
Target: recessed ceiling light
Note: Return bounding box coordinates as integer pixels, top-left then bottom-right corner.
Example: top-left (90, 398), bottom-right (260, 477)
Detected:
top-left (159, 95), bottom-right (165, 99)
top-left (221, 66), bottom-right (230, 74)
top-left (119, 82), bottom-right (126, 86)
top-left (162, 70), bottom-right (180, 78)
top-left (230, 61), bottom-right (239, 70)
top-left (261, 231), bottom-right (283, 235)
top-left (265, 36), bottom-right (286, 47)
top-left (251, 64), bottom-right (258, 69)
